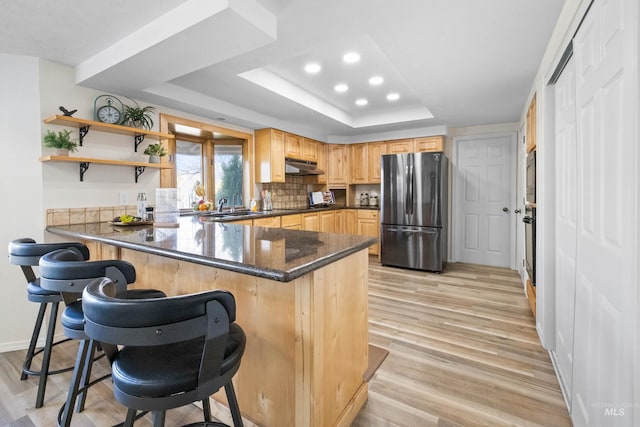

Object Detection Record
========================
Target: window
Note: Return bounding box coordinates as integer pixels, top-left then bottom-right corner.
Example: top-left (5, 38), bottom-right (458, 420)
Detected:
top-left (175, 139), bottom-right (203, 209)
top-left (214, 144), bottom-right (243, 208)
top-left (174, 137), bottom-right (244, 210)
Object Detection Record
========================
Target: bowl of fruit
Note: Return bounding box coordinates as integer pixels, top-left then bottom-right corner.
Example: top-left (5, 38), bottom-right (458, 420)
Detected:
top-left (109, 214), bottom-right (153, 226)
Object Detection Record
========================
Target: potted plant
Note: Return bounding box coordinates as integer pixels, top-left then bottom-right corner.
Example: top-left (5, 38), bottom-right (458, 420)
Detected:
top-left (122, 103), bottom-right (156, 130)
top-left (43, 129), bottom-right (78, 155)
top-left (143, 143), bottom-right (167, 163)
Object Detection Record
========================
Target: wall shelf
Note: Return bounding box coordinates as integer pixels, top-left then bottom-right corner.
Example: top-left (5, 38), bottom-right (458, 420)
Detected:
top-left (39, 155), bottom-right (172, 182)
top-left (43, 115), bottom-right (174, 150)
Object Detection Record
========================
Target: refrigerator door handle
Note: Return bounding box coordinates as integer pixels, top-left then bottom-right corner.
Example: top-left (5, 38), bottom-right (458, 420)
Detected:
top-left (408, 164), bottom-right (414, 215)
top-left (404, 164), bottom-right (411, 215)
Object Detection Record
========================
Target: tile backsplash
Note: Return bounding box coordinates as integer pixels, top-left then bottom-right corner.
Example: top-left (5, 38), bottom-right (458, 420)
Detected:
top-left (261, 176), bottom-right (309, 209)
top-left (47, 206), bottom-right (138, 226)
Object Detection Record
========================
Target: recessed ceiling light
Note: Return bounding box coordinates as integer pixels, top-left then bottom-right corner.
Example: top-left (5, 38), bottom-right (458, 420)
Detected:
top-left (355, 98), bottom-right (368, 106)
top-left (334, 83), bottom-right (349, 93)
top-left (304, 62), bottom-right (321, 73)
top-left (369, 76), bottom-right (384, 86)
top-left (386, 92), bottom-right (400, 101)
top-left (343, 52), bottom-right (361, 64)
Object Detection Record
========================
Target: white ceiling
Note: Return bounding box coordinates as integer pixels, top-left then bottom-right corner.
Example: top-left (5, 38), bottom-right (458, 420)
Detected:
top-left (0, 0), bottom-right (565, 141)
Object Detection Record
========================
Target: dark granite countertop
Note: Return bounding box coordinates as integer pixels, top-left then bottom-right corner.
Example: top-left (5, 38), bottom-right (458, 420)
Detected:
top-left (46, 216), bottom-right (377, 282)
top-left (184, 205), bottom-right (380, 222)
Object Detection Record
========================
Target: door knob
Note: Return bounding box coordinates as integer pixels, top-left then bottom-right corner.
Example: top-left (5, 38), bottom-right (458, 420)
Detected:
top-left (502, 207), bottom-right (509, 212)
top-left (514, 209), bottom-right (522, 214)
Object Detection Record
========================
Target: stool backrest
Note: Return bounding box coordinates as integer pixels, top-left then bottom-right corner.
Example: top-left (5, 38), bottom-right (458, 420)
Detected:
top-left (8, 238), bottom-right (90, 283)
top-left (39, 249), bottom-right (135, 296)
top-left (83, 277), bottom-right (237, 382)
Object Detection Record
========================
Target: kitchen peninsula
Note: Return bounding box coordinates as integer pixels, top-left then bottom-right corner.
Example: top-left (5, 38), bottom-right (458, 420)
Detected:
top-left (46, 216), bottom-right (375, 427)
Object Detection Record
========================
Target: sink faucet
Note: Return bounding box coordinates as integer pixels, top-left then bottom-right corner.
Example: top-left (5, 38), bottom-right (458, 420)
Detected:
top-left (231, 194), bottom-right (242, 212)
top-left (217, 197), bottom-right (227, 213)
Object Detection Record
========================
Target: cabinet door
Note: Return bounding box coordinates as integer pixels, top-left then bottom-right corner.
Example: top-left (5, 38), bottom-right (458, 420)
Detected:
top-left (386, 139), bottom-right (415, 154)
top-left (343, 209), bottom-right (357, 234)
top-left (368, 141), bottom-right (386, 183)
top-left (302, 213), bottom-right (319, 231)
top-left (285, 133), bottom-right (302, 159)
top-left (316, 142), bottom-right (327, 185)
top-left (357, 210), bottom-right (380, 255)
top-left (327, 145), bottom-right (349, 185)
top-left (414, 136), bottom-right (444, 152)
top-left (255, 128), bottom-right (285, 183)
top-left (281, 214), bottom-right (302, 229)
top-left (301, 138), bottom-right (317, 162)
top-left (319, 211), bottom-right (335, 233)
top-left (350, 143), bottom-right (368, 184)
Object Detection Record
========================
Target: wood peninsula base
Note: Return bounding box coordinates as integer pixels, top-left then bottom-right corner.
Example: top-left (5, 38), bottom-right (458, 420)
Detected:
top-left (91, 241), bottom-right (369, 427)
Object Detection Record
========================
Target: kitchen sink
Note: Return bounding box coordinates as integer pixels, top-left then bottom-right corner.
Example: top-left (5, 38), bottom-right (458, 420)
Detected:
top-left (199, 210), bottom-right (264, 219)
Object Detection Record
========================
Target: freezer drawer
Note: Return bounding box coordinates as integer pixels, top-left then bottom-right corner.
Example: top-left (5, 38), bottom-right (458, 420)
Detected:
top-left (381, 225), bottom-right (445, 272)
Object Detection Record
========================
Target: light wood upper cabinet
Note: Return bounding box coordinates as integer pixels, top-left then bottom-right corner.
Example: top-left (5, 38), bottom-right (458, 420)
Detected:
top-left (315, 142), bottom-right (327, 185)
top-left (254, 128), bottom-right (285, 183)
top-left (526, 95), bottom-right (537, 153)
top-left (350, 143), bottom-right (368, 184)
top-left (386, 136), bottom-right (444, 155)
top-left (414, 136), bottom-right (444, 152)
top-left (386, 138), bottom-right (415, 154)
top-left (301, 138), bottom-right (318, 162)
top-left (327, 144), bottom-right (350, 186)
top-left (368, 141), bottom-right (386, 183)
top-left (285, 133), bottom-right (302, 159)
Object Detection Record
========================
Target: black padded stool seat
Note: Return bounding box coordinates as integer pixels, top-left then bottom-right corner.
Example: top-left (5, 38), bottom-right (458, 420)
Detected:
top-left (39, 248), bottom-right (166, 427)
top-left (8, 238), bottom-right (90, 409)
top-left (83, 277), bottom-right (246, 427)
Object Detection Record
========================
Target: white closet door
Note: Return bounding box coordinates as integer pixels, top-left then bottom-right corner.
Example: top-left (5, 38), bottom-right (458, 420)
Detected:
top-left (553, 54), bottom-right (577, 406)
top-left (571, 0), bottom-right (637, 425)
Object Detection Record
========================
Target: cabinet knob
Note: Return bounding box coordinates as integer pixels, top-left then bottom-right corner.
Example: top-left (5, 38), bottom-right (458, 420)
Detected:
top-left (502, 207), bottom-right (509, 213)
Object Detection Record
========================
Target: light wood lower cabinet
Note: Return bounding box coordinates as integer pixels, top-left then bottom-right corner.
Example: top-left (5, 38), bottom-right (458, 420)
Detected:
top-left (281, 214), bottom-right (302, 230)
top-left (356, 210), bottom-right (380, 256)
top-left (342, 209), bottom-right (357, 235)
top-left (302, 212), bottom-right (319, 231)
top-left (319, 210), bottom-right (335, 233)
top-left (253, 216), bottom-right (281, 228)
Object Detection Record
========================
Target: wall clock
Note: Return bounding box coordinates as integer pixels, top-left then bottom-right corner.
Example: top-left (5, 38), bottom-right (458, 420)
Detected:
top-left (93, 95), bottom-right (124, 125)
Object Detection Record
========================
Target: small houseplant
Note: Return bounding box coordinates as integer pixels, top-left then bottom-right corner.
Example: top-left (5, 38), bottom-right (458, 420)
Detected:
top-left (143, 143), bottom-right (167, 163)
top-left (122, 103), bottom-right (156, 130)
top-left (43, 129), bottom-right (78, 155)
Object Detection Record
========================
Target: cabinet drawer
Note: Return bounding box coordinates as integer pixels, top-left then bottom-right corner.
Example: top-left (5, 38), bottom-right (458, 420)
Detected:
top-left (357, 210), bottom-right (379, 220)
top-left (253, 216), bottom-right (281, 228)
top-left (281, 214), bottom-right (302, 229)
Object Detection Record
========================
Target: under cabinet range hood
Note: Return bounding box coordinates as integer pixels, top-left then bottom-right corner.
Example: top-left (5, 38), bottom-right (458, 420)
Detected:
top-left (285, 158), bottom-right (324, 175)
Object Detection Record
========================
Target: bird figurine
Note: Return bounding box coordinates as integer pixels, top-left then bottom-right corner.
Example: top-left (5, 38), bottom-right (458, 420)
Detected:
top-left (59, 106), bottom-right (77, 116)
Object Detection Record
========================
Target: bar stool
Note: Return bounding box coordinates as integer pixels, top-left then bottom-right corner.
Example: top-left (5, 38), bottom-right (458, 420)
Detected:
top-left (39, 248), bottom-right (166, 427)
top-left (83, 276), bottom-right (246, 427)
top-left (7, 238), bottom-right (90, 409)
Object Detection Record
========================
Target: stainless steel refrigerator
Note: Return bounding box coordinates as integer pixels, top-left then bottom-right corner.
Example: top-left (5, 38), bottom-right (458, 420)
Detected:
top-left (380, 152), bottom-right (448, 272)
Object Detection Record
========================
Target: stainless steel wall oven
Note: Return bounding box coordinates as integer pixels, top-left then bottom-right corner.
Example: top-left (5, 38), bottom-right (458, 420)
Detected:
top-left (523, 206), bottom-right (536, 283)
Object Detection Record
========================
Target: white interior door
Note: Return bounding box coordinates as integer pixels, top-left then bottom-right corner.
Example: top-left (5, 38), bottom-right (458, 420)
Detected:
top-left (453, 134), bottom-right (516, 268)
top-left (553, 54), bottom-right (577, 405)
top-left (570, 0), bottom-right (637, 425)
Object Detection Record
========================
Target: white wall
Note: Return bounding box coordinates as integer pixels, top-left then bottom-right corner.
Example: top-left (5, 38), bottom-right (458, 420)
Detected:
top-left (0, 54), bottom-right (46, 351)
top-left (0, 58), bottom-right (254, 351)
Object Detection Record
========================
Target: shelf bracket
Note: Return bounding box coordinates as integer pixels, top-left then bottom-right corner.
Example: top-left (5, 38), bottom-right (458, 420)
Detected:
top-left (135, 166), bottom-right (146, 183)
top-left (79, 126), bottom-right (90, 146)
top-left (134, 134), bottom-right (145, 152)
top-left (79, 162), bottom-right (90, 182)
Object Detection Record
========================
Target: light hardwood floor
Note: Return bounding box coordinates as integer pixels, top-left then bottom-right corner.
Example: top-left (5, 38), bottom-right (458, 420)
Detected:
top-left (0, 262), bottom-right (570, 427)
